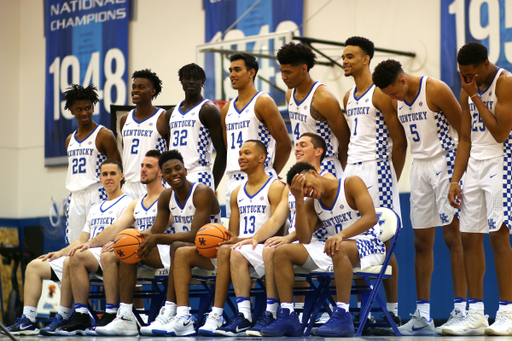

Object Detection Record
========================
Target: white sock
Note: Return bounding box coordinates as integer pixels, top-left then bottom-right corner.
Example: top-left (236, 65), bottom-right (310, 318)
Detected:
top-left (337, 302), bottom-right (349, 312)
top-left (119, 302), bottom-right (133, 316)
top-left (294, 302), bottom-right (304, 310)
top-left (454, 299), bottom-right (466, 316)
top-left (469, 301), bottom-right (484, 314)
top-left (176, 306), bottom-right (190, 317)
top-left (417, 300), bottom-right (430, 320)
top-left (499, 301), bottom-right (512, 312)
top-left (281, 302), bottom-right (294, 312)
top-left (237, 299), bottom-right (252, 322)
top-left (23, 306), bottom-right (37, 322)
top-left (266, 298), bottom-right (279, 317)
top-left (164, 301), bottom-right (177, 318)
top-left (57, 306), bottom-right (72, 320)
top-left (211, 306), bottom-right (224, 316)
top-left (387, 302), bottom-right (398, 316)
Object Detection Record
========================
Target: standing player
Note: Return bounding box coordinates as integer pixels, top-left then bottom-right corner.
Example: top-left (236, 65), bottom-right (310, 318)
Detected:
top-left (64, 84), bottom-right (122, 243)
top-left (342, 36), bottom-right (407, 329)
top-left (121, 69), bottom-right (168, 199)
top-left (447, 42), bottom-right (512, 336)
top-left (168, 63), bottom-right (226, 190)
top-left (372, 59), bottom-right (466, 335)
top-left (277, 42), bottom-right (349, 177)
top-left (222, 53), bottom-right (291, 217)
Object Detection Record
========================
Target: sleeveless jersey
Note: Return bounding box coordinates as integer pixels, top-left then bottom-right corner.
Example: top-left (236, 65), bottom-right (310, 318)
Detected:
top-left (225, 92), bottom-right (276, 173)
top-left (469, 68), bottom-right (506, 160)
top-left (122, 108), bottom-right (167, 182)
top-left (133, 194), bottom-right (158, 232)
top-left (66, 125), bottom-right (107, 192)
top-left (169, 182), bottom-right (221, 234)
top-left (346, 85), bottom-right (392, 163)
top-left (288, 82), bottom-right (339, 158)
top-left (83, 194), bottom-right (132, 240)
top-left (397, 77), bottom-right (457, 159)
top-left (169, 99), bottom-right (213, 171)
top-left (237, 177), bottom-right (275, 238)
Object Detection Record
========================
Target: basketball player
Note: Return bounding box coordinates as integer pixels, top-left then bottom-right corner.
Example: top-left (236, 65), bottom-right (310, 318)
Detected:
top-left (64, 150), bottom-right (166, 335)
top-left (260, 162), bottom-right (385, 337)
top-left (64, 84), bottom-right (122, 244)
top-left (121, 69), bottom-right (168, 200)
top-left (222, 53), bottom-right (291, 217)
top-left (3, 159), bottom-right (130, 336)
top-left (372, 59), bottom-right (466, 336)
top-left (231, 133), bottom-right (336, 336)
top-left (168, 63), bottom-right (226, 189)
top-left (342, 36), bottom-right (407, 331)
top-left (277, 42), bottom-right (349, 177)
top-left (445, 42), bottom-right (512, 336)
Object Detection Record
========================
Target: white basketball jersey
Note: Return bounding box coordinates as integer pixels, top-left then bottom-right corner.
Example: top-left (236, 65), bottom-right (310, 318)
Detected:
top-left (288, 82), bottom-right (339, 159)
top-left (66, 125), bottom-right (107, 192)
top-left (225, 92), bottom-right (276, 174)
top-left (133, 195), bottom-right (158, 232)
top-left (313, 179), bottom-right (381, 242)
top-left (237, 177), bottom-right (275, 238)
top-left (122, 108), bottom-right (167, 182)
top-left (469, 68), bottom-right (505, 160)
top-left (398, 77), bottom-right (457, 159)
top-left (82, 194), bottom-right (132, 240)
top-left (169, 182), bottom-right (221, 234)
top-left (169, 100), bottom-right (213, 171)
top-left (346, 85), bottom-right (392, 163)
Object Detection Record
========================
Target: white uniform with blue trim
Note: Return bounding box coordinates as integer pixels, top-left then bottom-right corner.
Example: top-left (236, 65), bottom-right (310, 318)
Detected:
top-left (461, 68), bottom-right (512, 233)
top-left (122, 108), bottom-right (167, 199)
top-left (288, 82), bottom-right (343, 178)
top-left (169, 100), bottom-right (214, 190)
top-left (224, 92), bottom-right (277, 217)
top-left (65, 125), bottom-right (108, 244)
top-left (344, 85), bottom-right (401, 217)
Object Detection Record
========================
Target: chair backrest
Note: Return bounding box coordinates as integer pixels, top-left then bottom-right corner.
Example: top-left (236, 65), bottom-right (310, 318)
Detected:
top-left (375, 207), bottom-right (401, 243)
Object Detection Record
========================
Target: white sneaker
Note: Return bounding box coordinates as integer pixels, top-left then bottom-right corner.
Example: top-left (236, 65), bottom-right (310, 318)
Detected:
top-left (315, 312), bottom-right (330, 324)
top-left (198, 312), bottom-right (224, 336)
top-left (442, 309), bottom-right (489, 335)
top-left (139, 307), bottom-right (173, 336)
top-left (435, 309), bottom-right (465, 335)
top-left (151, 315), bottom-right (177, 336)
top-left (485, 310), bottom-right (512, 335)
top-left (397, 309), bottom-right (435, 336)
top-left (173, 314), bottom-right (196, 336)
top-left (95, 312), bottom-right (139, 336)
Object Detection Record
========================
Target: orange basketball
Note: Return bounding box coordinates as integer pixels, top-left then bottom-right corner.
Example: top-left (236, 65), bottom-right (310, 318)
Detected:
top-left (114, 228), bottom-right (144, 264)
top-left (195, 223), bottom-right (230, 258)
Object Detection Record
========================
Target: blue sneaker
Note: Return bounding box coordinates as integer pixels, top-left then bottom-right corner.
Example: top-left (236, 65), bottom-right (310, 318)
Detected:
top-left (313, 307), bottom-right (355, 337)
top-left (215, 313), bottom-right (252, 336)
top-left (40, 314), bottom-right (67, 336)
top-left (246, 311), bottom-right (275, 336)
top-left (261, 308), bottom-right (303, 337)
top-left (4, 314), bottom-right (39, 335)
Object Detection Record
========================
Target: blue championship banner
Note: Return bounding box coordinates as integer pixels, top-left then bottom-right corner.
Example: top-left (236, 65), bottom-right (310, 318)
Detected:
top-left (44, 0), bottom-right (129, 166)
top-left (441, 0), bottom-right (512, 95)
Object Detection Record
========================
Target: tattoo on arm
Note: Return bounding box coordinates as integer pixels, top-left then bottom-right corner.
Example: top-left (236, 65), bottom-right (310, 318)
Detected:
top-left (310, 103), bottom-right (325, 121)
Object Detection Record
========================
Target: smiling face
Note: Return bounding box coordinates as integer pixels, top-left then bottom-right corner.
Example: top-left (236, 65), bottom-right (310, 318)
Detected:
top-left (238, 141), bottom-right (265, 172)
top-left (70, 100), bottom-right (94, 126)
top-left (301, 170), bottom-right (323, 200)
top-left (100, 163), bottom-right (123, 194)
top-left (161, 158), bottom-right (187, 189)
top-left (295, 135), bottom-right (320, 164)
top-left (342, 45), bottom-right (368, 77)
top-left (131, 77), bottom-right (155, 104)
top-left (140, 156), bottom-right (161, 185)
top-left (229, 59), bottom-right (254, 90)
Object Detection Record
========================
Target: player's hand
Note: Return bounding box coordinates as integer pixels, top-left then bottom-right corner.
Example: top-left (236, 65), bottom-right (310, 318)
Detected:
top-left (69, 243), bottom-right (89, 256)
top-left (459, 71), bottom-right (479, 98)
top-left (448, 182), bottom-right (462, 209)
top-left (289, 174), bottom-right (305, 201)
top-left (137, 232), bottom-right (154, 260)
top-left (324, 234), bottom-right (343, 257)
top-left (101, 241), bottom-right (114, 253)
top-left (232, 238), bottom-right (257, 250)
top-left (220, 231), bottom-right (239, 245)
top-left (264, 236), bottom-right (287, 248)
top-left (39, 252), bottom-right (59, 262)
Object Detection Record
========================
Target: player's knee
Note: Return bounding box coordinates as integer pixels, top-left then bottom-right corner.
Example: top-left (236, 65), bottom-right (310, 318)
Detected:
top-left (217, 244), bottom-right (231, 260)
top-left (100, 251), bottom-right (118, 265)
top-left (262, 246), bottom-right (275, 263)
top-left (170, 240), bottom-right (189, 256)
top-left (230, 249), bottom-right (246, 268)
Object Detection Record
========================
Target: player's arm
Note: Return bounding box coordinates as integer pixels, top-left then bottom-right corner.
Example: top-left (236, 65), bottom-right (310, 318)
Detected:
top-left (200, 103), bottom-right (227, 189)
top-left (97, 128), bottom-right (122, 162)
top-left (221, 185), bottom-right (242, 245)
top-left (41, 231), bottom-right (91, 261)
top-left (341, 91), bottom-right (352, 169)
top-left (289, 174), bottom-right (321, 244)
top-left (165, 107), bottom-right (173, 147)
top-left (119, 113), bottom-right (128, 148)
top-left (65, 134), bottom-right (72, 150)
top-left (156, 109), bottom-right (170, 145)
top-left (427, 78), bottom-right (462, 135)
top-left (220, 103), bottom-right (229, 149)
top-left (374, 88), bottom-right (407, 180)
top-left (313, 86), bottom-right (350, 169)
top-left (255, 94), bottom-right (292, 175)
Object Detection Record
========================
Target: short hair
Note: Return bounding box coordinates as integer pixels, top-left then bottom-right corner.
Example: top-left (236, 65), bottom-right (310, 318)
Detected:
top-left (100, 158), bottom-right (123, 173)
top-left (277, 42), bottom-right (317, 71)
top-left (345, 36), bottom-right (375, 61)
top-left (230, 53), bottom-right (259, 80)
top-left (158, 150), bottom-right (184, 170)
top-left (286, 162), bottom-right (316, 186)
top-left (132, 69), bottom-right (162, 99)
top-left (457, 42), bottom-right (488, 66)
top-left (372, 59), bottom-right (403, 89)
top-left (300, 133), bottom-right (327, 161)
top-left (145, 149), bottom-right (162, 161)
top-left (63, 84), bottom-right (99, 110)
top-left (244, 139), bottom-right (267, 157)
top-left (178, 63), bottom-right (206, 83)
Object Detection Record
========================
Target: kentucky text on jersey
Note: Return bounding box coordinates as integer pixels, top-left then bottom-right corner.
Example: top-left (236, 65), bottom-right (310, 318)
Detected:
top-left (90, 217), bottom-right (115, 226)
top-left (469, 100), bottom-right (493, 112)
top-left (137, 217), bottom-right (155, 231)
top-left (346, 106), bottom-right (371, 117)
top-left (170, 120), bottom-right (197, 129)
top-left (67, 148), bottom-right (94, 157)
top-left (173, 215), bottom-right (194, 224)
top-left (123, 129), bottom-right (154, 137)
top-left (289, 111), bottom-right (308, 122)
top-left (239, 204), bottom-right (267, 214)
top-left (322, 211), bottom-right (353, 227)
top-left (399, 111), bottom-right (427, 123)
top-left (226, 120), bottom-right (251, 131)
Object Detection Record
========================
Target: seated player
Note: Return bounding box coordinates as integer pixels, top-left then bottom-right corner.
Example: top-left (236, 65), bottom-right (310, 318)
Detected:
top-left (261, 162), bottom-right (386, 337)
top-left (3, 159), bottom-right (131, 336)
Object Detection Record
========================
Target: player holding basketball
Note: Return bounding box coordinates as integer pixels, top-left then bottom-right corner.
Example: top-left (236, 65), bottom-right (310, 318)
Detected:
top-left (121, 69), bottom-right (168, 200)
top-left (277, 42), bottom-right (349, 177)
top-left (446, 42), bottom-right (512, 336)
top-left (63, 150), bottom-right (166, 335)
top-left (342, 36), bottom-right (407, 332)
top-left (64, 84), bottom-right (122, 244)
top-left (168, 63), bottom-right (226, 189)
top-left (222, 53), bottom-right (291, 217)
top-left (3, 159), bottom-right (130, 336)
top-left (372, 59), bottom-right (466, 335)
